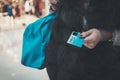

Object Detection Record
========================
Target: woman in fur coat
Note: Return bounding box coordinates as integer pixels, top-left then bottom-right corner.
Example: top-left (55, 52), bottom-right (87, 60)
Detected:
top-left (45, 0), bottom-right (120, 80)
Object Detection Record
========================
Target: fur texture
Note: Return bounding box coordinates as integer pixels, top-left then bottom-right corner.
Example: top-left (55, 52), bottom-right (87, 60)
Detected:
top-left (45, 0), bottom-right (120, 80)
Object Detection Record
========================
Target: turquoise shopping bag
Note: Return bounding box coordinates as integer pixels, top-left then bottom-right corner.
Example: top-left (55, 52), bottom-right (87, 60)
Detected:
top-left (21, 13), bottom-right (56, 69)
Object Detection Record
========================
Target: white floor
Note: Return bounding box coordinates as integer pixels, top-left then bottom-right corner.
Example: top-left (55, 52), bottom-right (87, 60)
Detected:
top-left (0, 15), bottom-right (49, 80)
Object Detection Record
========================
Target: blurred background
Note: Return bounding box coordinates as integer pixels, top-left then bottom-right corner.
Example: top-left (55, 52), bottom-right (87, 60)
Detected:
top-left (0, 0), bottom-right (50, 80)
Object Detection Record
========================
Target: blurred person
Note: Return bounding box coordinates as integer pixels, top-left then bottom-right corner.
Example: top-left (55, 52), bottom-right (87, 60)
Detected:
top-left (12, 4), bottom-right (16, 20)
top-left (7, 2), bottom-right (13, 23)
top-left (24, 0), bottom-right (32, 14)
top-left (33, 0), bottom-right (43, 17)
top-left (16, 4), bottom-right (21, 17)
top-left (7, 2), bottom-right (12, 16)
top-left (2, 3), bottom-right (7, 11)
top-left (20, 3), bottom-right (25, 15)
top-left (7, 2), bottom-right (18, 24)
top-left (2, 3), bottom-right (8, 16)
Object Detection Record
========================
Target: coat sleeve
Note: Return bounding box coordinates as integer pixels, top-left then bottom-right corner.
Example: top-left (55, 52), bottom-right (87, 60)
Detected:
top-left (113, 30), bottom-right (120, 46)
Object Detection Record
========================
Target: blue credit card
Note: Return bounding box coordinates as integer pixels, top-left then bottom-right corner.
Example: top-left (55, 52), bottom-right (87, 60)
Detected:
top-left (67, 31), bottom-right (84, 48)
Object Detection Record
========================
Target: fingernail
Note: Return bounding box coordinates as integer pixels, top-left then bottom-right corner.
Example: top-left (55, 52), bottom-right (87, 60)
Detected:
top-left (80, 34), bottom-right (83, 37)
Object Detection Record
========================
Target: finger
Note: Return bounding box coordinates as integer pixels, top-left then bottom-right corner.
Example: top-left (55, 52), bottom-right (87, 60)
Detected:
top-left (81, 30), bottom-right (93, 37)
top-left (84, 36), bottom-right (93, 43)
top-left (84, 42), bottom-right (95, 49)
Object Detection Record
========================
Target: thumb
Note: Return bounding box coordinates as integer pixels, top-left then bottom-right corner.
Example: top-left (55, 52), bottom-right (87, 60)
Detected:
top-left (84, 36), bottom-right (95, 48)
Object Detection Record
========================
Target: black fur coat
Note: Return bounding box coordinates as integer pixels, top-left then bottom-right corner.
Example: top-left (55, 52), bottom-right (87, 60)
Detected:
top-left (45, 0), bottom-right (120, 80)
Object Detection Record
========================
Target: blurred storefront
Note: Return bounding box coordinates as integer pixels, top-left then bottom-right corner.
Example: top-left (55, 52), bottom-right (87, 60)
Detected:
top-left (0, 0), bottom-right (20, 3)
top-left (0, 0), bottom-right (50, 16)
top-left (23, 0), bottom-right (50, 15)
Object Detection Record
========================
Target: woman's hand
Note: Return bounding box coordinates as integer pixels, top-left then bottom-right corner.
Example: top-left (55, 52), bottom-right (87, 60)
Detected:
top-left (81, 28), bottom-right (112, 49)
